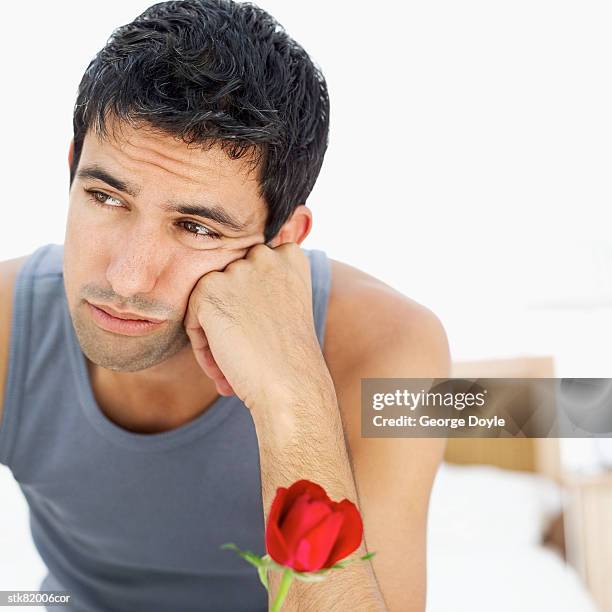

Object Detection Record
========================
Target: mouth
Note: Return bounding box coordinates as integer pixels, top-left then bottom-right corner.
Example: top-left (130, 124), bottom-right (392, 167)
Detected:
top-left (89, 302), bottom-right (164, 323)
top-left (86, 301), bottom-right (167, 336)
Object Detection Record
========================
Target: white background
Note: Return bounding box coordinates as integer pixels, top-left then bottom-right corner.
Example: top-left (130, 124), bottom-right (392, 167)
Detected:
top-left (1, 1), bottom-right (612, 374)
top-left (0, 0), bottom-right (611, 602)
top-left (0, 1), bottom-right (611, 374)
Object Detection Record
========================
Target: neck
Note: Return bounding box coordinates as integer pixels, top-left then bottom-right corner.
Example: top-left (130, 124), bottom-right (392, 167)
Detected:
top-left (86, 346), bottom-right (222, 434)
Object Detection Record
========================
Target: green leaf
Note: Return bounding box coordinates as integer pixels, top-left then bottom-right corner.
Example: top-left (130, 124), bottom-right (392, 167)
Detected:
top-left (293, 570), bottom-right (329, 583)
top-left (257, 564), bottom-right (269, 590)
top-left (260, 554), bottom-right (276, 569)
top-left (242, 551), bottom-right (265, 568)
top-left (220, 543), bottom-right (264, 569)
top-left (266, 558), bottom-right (290, 573)
top-left (328, 551), bottom-right (377, 569)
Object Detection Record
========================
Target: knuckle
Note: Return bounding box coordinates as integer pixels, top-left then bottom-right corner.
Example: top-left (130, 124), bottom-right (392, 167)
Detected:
top-left (251, 243), bottom-right (273, 259)
top-left (228, 258), bottom-right (249, 272)
top-left (199, 270), bottom-right (222, 288)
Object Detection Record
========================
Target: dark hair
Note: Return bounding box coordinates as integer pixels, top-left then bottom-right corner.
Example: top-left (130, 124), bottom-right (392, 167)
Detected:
top-left (70, 0), bottom-right (330, 243)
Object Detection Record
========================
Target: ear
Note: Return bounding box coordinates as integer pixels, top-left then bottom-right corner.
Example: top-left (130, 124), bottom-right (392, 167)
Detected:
top-left (68, 138), bottom-right (75, 168)
top-left (268, 205), bottom-right (313, 247)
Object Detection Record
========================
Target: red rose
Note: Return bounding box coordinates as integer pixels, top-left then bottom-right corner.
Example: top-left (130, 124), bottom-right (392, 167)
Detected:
top-left (265, 479), bottom-right (364, 572)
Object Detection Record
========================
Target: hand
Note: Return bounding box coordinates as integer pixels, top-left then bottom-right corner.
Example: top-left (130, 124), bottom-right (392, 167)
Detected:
top-left (183, 242), bottom-right (323, 409)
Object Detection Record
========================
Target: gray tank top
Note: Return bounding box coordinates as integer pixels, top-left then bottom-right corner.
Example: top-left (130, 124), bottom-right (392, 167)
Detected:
top-left (0, 243), bottom-right (332, 612)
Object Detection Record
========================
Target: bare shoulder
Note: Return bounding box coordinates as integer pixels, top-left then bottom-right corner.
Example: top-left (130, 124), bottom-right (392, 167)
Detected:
top-left (322, 258), bottom-right (450, 611)
top-left (0, 256), bottom-right (29, 428)
top-left (323, 257), bottom-right (451, 382)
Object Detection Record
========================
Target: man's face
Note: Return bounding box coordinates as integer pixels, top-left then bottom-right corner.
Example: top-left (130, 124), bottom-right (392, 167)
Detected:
top-left (64, 119), bottom-right (268, 372)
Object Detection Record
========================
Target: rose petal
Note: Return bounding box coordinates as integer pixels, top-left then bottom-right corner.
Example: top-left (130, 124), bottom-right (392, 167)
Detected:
top-left (324, 500), bottom-right (363, 567)
top-left (265, 486), bottom-right (290, 564)
top-left (266, 515), bottom-right (291, 565)
top-left (280, 480), bottom-right (330, 522)
top-left (294, 511), bottom-right (345, 572)
top-left (266, 486), bottom-right (288, 531)
top-left (281, 495), bottom-right (332, 552)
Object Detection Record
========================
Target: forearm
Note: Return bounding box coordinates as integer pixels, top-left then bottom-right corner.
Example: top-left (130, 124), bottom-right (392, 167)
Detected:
top-left (251, 365), bottom-right (388, 611)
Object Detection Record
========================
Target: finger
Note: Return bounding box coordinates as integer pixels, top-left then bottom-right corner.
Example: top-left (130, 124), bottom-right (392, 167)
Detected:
top-left (184, 300), bottom-right (218, 381)
top-left (184, 299), bottom-right (235, 395)
top-left (216, 378), bottom-right (235, 396)
top-left (200, 345), bottom-right (225, 379)
top-left (201, 347), bottom-right (235, 394)
top-left (199, 343), bottom-right (236, 396)
top-left (201, 346), bottom-right (236, 396)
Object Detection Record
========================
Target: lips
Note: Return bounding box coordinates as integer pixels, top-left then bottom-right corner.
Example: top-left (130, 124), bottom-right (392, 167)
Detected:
top-left (90, 302), bottom-right (164, 323)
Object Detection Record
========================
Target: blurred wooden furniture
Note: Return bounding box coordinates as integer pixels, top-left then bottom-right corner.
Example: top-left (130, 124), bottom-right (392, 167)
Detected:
top-left (447, 355), bottom-right (561, 482)
top-left (447, 355), bottom-right (612, 611)
top-left (563, 472), bottom-right (612, 612)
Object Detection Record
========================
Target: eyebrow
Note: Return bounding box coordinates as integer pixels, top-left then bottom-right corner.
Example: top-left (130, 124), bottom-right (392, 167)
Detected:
top-left (76, 164), bottom-right (248, 232)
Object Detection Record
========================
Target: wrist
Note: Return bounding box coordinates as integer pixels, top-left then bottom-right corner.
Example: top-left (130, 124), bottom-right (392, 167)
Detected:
top-left (251, 338), bottom-right (334, 408)
top-left (250, 367), bottom-right (337, 449)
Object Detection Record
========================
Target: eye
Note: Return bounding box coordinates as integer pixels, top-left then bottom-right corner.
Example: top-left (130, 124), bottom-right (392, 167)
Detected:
top-left (85, 189), bottom-right (123, 208)
top-left (84, 188), bottom-right (222, 241)
top-left (177, 220), bottom-right (222, 241)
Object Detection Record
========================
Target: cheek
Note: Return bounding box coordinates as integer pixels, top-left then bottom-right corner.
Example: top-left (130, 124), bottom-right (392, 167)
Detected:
top-left (65, 226), bottom-right (109, 279)
top-left (182, 247), bottom-right (248, 276)
top-left (63, 207), bottom-right (114, 303)
top-left (65, 204), bottom-right (104, 261)
top-left (66, 198), bottom-right (118, 253)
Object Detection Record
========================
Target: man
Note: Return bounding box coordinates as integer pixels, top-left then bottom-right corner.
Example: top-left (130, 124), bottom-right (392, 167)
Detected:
top-left (0, 1), bottom-right (450, 610)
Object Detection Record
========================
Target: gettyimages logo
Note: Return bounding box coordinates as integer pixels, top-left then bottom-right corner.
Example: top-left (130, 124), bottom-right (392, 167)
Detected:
top-left (361, 378), bottom-right (612, 438)
top-left (371, 385), bottom-right (487, 412)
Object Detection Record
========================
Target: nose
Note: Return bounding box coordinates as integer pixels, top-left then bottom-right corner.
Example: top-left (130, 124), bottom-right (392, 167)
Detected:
top-left (105, 226), bottom-right (165, 298)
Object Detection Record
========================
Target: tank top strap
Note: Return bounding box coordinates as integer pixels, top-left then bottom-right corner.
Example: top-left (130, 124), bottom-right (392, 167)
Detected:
top-left (304, 248), bottom-right (332, 350)
top-left (0, 243), bottom-right (63, 467)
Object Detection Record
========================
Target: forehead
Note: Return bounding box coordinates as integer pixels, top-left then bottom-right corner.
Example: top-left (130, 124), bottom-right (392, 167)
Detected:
top-left (79, 118), bottom-right (266, 223)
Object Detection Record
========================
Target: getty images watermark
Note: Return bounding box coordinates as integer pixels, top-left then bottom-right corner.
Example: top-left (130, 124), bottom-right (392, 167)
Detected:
top-left (0, 591), bottom-right (72, 607)
top-left (361, 378), bottom-right (612, 437)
